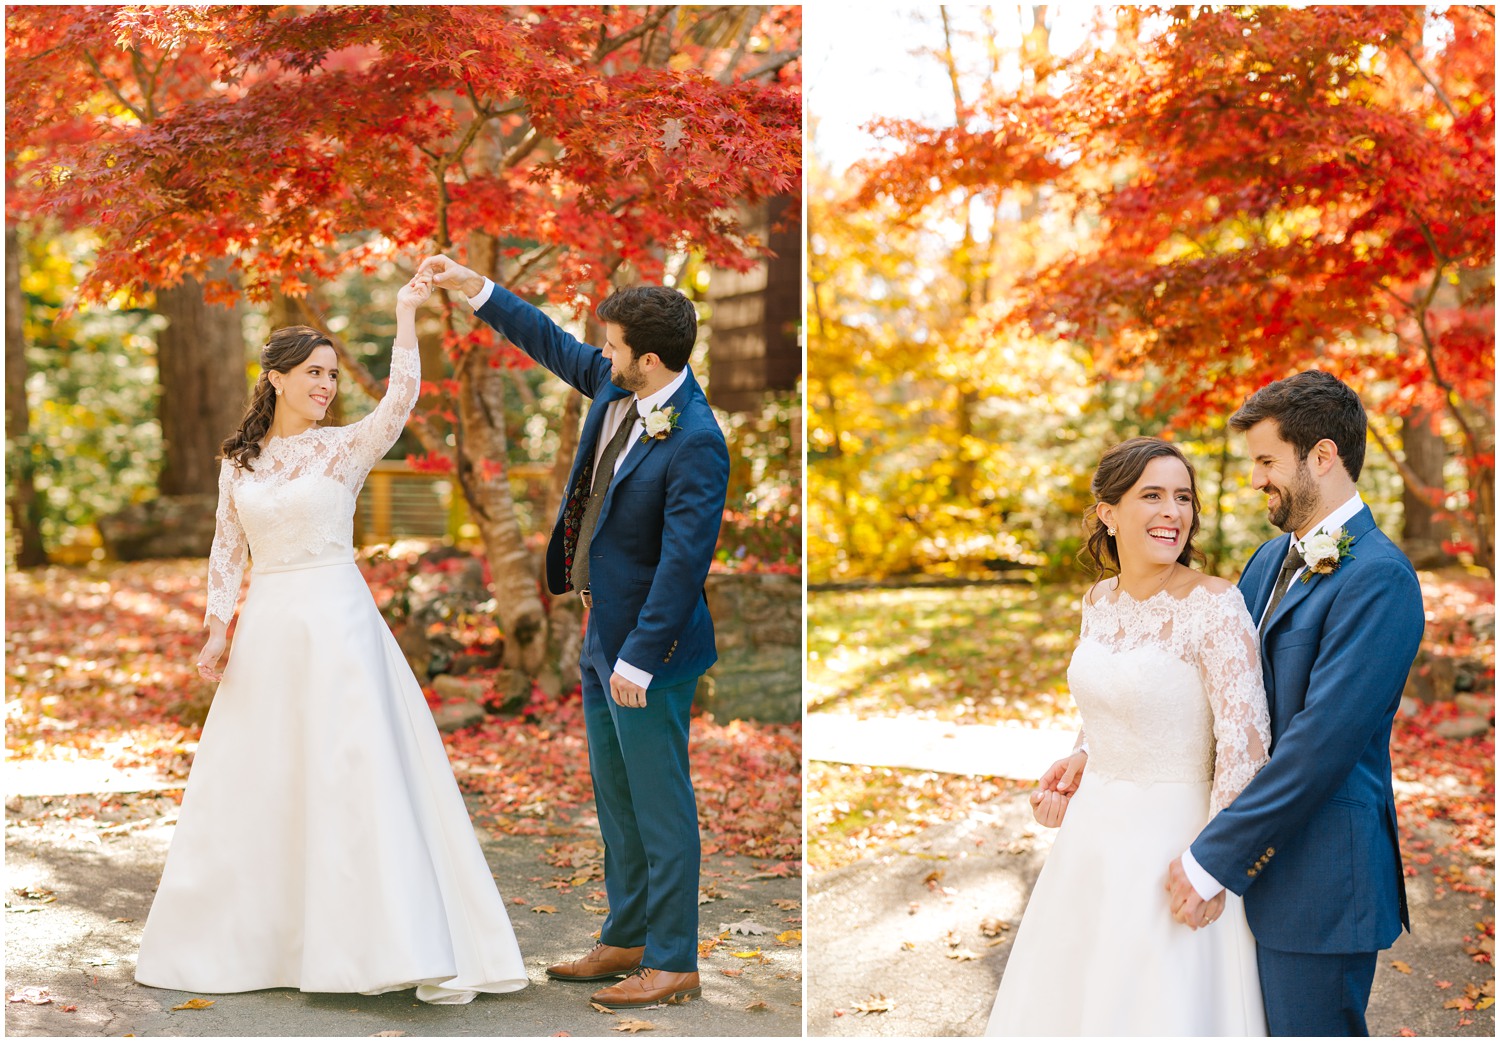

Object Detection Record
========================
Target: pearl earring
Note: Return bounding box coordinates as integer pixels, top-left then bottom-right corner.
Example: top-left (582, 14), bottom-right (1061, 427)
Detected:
top-left (1107, 527), bottom-right (1116, 537)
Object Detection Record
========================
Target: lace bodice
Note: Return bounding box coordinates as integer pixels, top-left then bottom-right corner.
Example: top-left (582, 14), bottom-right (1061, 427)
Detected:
top-left (203, 340), bottom-right (420, 625)
top-left (1068, 583), bottom-right (1271, 814)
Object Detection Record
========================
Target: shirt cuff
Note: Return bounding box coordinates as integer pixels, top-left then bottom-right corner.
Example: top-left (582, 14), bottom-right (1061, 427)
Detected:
top-left (467, 277), bottom-right (495, 310)
top-left (613, 658), bottom-right (654, 690)
top-left (1181, 849), bottom-right (1225, 902)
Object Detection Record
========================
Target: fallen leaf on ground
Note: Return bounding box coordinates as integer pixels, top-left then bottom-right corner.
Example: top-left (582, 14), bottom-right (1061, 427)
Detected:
top-left (947, 948), bottom-right (982, 961)
top-left (853, 993), bottom-right (894, 1015)
top-left (732, 949), bottom-right (763, 958)
top-left (171, 998), bottom-right (215, 1010)
top-left (745, 1000), bottom-right (769, 1011)
top-left (720, 968), bottom-right (744, 977)
top-left (1391, 960), bottom-right (1413, 974)
top-left (923, 869), bottom-right (944, 890)
top-left (8, 988), bottom-right (50, 1005)
top-left (60, 1004), bottom-right (78, 1012)
top-left (722, 919), bottom-right (772, 935)
top-left (1435, 980), bottom-right (1453, 989)
top-left (777, 930), bottom-right (802, 944)
top-left (979, 917), bottom-right (1010, 937)
top-left (772, 898), bottom-right (800, 910)
top-left (589, 1002), bottom-right (615, 1014)
top-left (371, 1032), bottom-right (406, 1037)
top-left (612, 1019), bottom-right (655, 1034)
top-left (532, 905), bottom-right (558, 914)
top-left (110, 918), bottom-right (135, 924)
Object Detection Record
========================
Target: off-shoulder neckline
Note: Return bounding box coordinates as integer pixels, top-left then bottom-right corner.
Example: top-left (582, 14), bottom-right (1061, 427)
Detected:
top-left (1088, 580), bottom-right (1239, 609)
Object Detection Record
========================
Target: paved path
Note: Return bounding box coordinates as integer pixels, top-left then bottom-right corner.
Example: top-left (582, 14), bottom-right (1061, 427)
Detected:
top-left (805, 714), bottom-right (1073, 781)
top-left (806, 714), bottom-right (1495, 1038)
top-left (5, 777), bottom-right (802, 1037)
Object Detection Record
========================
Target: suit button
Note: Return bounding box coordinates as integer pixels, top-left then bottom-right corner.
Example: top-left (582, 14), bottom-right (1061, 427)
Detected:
top-left (1266, 848), bottom-right (1275, 857)
top-left (1247, 868), bottom-right (1259, 877)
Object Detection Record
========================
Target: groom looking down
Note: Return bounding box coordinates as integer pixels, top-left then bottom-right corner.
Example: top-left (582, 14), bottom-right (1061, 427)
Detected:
top-left (418, 255), bottom-right (728, 1009)
top-left (1167, 371), bottom-right (1425, 1035)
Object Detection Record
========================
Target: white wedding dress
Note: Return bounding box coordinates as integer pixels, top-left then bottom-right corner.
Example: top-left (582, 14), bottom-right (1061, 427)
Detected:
top-left (986, 583), bottom-right (1271, 1036)
top-left (135, 338), bottom-right (528, 1004)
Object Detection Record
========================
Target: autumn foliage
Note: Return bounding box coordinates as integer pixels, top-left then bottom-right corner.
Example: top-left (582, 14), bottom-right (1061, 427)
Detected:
top-left (845, 5), bottom-right (1494, 573)
top-left (7, 5), bottom-right (802, 684)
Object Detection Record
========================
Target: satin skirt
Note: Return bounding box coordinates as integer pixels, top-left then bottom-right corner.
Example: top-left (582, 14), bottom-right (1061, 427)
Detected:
top-left (135, 558), bottom-right (528, 1004)
top-left (986, 772), bottom-right (1266, 1036)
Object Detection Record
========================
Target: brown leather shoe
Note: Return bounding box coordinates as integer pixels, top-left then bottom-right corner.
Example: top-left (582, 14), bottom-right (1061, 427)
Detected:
top-left (545, 943), bottom-right (645, 982)
top-left (591, 967), bottom-right (701, 1008)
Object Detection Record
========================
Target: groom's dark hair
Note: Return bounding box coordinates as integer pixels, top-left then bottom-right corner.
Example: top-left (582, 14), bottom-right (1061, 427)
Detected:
top-left (596, 286), bottom-right (697, 372)
top-left (1229, 370), bottom-right (1367, 481)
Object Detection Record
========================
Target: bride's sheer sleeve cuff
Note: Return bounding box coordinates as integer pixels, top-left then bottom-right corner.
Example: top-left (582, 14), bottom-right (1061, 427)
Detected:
top-left (1181, 849), bottom-right (1225, 901)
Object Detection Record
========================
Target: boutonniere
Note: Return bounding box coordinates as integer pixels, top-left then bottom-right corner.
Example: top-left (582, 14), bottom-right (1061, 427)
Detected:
top-left (640, 405), bottom-right (680, 443)
top-left (1298, 526), bottom-right (1355, 582)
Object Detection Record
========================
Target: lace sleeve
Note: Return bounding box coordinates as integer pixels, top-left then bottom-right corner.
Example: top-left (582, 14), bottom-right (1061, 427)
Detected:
top-left (204, 459), bottom-right (247, 626)
top-left (335, 338), bottom-right (421, 487)
top-left (1197, 589), bottom-right (1272, 814)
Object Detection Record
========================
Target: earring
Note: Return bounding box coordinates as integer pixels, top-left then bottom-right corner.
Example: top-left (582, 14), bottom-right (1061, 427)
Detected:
top-left (1107, 527), bottom-right (1116, 537)
top-left (275, 387), bottom-right (282, 396)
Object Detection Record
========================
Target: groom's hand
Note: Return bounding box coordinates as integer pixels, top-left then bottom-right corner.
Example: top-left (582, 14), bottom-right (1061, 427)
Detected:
top-left (609, 672), bottom-right (647, 709)
top-left (1167, 856), bottom-right (1223, 929)
top-left (416, 254), bottom-right (485, 299)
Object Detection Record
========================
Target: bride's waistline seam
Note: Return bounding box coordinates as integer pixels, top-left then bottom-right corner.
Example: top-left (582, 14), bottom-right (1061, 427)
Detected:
top-left (252, 555), bottom-right (357, 575)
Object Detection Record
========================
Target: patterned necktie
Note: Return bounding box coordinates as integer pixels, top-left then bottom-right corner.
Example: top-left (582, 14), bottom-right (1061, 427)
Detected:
top-left (1258, 538), bottom-right (1305, 636)
top-left (570, 400), bottom-right (639, 592)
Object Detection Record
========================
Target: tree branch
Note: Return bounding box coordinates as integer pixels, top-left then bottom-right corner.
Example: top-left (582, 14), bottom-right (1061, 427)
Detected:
top-left (1395, 41), bottom-right (1460, 121)
top-left (82, 51), bottom-right (149, 124)
top-left (594, 6), bottom-right (676, 62)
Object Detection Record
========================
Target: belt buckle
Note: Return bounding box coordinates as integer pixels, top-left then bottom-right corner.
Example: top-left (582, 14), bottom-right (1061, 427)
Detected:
top-left (579, 586), bottom-right (592, 610)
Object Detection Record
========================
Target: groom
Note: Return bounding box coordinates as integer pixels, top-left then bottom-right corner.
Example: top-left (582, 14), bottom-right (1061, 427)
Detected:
top-left (418, 255), bottom-right (728, 1009)
top-left (1167, 370), bottom-right (1425, 1035)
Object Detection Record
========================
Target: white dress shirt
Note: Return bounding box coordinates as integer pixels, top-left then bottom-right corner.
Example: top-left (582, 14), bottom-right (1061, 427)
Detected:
top-left (468, 277), bottom-right (684, 690)
top-left (1180, 492), bottom-right (1366, 901)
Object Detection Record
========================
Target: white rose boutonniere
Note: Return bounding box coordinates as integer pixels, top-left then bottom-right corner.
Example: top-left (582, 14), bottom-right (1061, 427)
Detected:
top-left (1298, 526), bottom-right (1355, 582)
top-left (640, 405), bottom-right (680, 443)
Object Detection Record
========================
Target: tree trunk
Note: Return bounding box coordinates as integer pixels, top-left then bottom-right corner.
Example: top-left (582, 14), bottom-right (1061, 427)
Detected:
top-left (5, 224), bottom-right (47, 567)
top-left (155, 261), bottom-right (248, 495)
top-left (450, 232), bottom-right (551, 684)
top-left (1399, 409), bottom-right (1452, 568)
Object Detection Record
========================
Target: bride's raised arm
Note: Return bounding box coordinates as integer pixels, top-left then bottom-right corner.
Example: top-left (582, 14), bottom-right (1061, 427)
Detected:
top-left (339, 274), bottom-right (431, 479)
top-left (1198, 590), bottom-right (1272, 815)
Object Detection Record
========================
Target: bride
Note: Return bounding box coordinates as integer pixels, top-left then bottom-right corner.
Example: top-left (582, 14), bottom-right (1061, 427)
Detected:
top-left (135, 273), bottom-right (528, 1004)
top-left (986, 437), bottom-right (1271, 1036)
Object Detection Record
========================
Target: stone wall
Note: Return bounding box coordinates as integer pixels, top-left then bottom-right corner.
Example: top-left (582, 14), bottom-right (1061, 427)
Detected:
top-left (702, 572), bottom-right (801, 724)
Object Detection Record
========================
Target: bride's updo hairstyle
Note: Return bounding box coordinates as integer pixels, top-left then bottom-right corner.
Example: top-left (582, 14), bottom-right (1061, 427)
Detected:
top-left (220, 326), bottom-right (335, 471)
top-left (1081, 436), bottom-right (1204, 576)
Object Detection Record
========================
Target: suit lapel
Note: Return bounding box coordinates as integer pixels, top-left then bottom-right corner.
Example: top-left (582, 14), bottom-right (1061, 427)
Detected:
top-left (567, 385), bottom-right (632, 491)
top-left (1261, 506), bottom-right (1377, 637)
top-left (1249, 535), bottom-right (1293, 625)
top-left (595, 370), bottom-right (699, 524)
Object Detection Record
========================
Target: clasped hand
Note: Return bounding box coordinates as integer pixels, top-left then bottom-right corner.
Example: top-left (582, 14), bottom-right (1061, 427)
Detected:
top-left (1029, 748), bottom-right (1087, 828)
top-left (1166, 856), bottom-right (1226, 930)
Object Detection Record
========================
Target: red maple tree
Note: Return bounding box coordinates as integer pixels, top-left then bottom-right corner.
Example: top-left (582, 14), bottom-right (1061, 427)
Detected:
top-left (6, 5), bottom-right (802, 685)
top-left (856, 5), bottom-right (1494, 571)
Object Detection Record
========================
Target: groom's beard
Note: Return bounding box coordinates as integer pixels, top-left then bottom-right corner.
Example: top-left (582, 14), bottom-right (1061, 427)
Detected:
top-left (610, 358), bottom-right (647, 394)
top-left (1265, 461), bottom-right (1321, 533)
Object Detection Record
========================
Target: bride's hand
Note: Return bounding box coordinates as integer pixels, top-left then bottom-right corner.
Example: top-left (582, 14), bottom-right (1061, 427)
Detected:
top-left (1029, 787), bottom-right (1069, 828)
top-left (396, 273), bottom-right (434, 312)
top-left (197, 629), bottom-right (227, 683)
top-left (1038, 749), bottom-right (1088, 796)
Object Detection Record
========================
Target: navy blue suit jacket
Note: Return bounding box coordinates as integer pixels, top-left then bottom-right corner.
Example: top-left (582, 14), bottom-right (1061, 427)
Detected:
top-left (1190, 506), bottom-right (1423, 954)
top-left (475, 286), bottom-right (729, 685)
